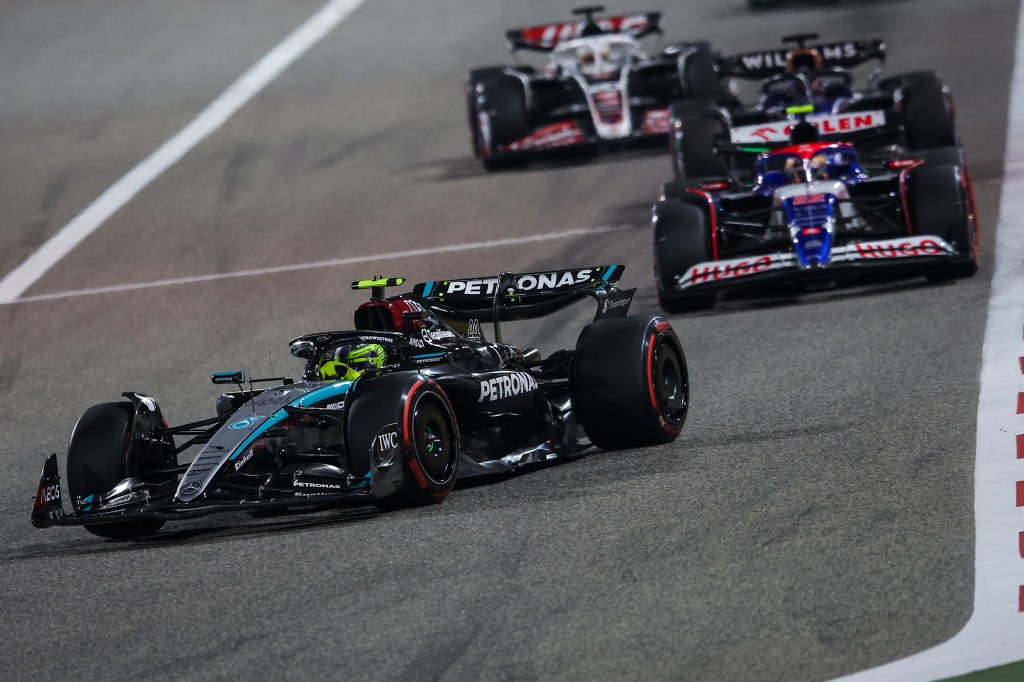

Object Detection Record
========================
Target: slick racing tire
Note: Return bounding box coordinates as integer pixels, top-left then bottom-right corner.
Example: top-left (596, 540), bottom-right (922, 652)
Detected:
top-left (680, 43), bottom-right (725, 101)
top-left (66, 402), bottom-right (165, 539)
top-left (572, 317), bottom-right (688, 449)
top-left (466, 66), bottom-right (509, 157)
top-left (653, 201), bottom-right (717, 313)
top-left (668, 102), bottom-right (728, 181)
top-left (901, 80), bottom-right (958, 151)
top-left (909, 164), bottom-right (979, 281)
top-left (477, 75), bottom-right (529, 171)
top-left (349, 374), bottom-right (459, 508)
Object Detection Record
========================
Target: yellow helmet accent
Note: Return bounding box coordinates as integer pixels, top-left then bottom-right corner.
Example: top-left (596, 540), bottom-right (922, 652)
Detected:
top-left (318, 343), bottom-right (386, 381)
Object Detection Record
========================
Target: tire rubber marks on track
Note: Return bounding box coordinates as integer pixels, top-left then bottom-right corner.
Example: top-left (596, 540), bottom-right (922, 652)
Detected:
top-left (0, 0), bottom-right (368, 304)
top-left (1, 225), bottom-right (635, 305)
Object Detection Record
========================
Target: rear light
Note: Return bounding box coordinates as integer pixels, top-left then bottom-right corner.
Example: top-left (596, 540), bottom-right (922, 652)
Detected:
top-left (888, 158), bottom-right (921, 169)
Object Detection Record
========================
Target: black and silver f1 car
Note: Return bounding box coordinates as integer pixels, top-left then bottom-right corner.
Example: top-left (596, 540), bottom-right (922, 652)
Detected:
top-left (465, 5), bottom-right (723, 170)
top-left (32, 267), bottom-right (688, 539)
top-left (669, 34), bottom-right (960, 182)
top-left (652, 136), bottom-right (979, 312)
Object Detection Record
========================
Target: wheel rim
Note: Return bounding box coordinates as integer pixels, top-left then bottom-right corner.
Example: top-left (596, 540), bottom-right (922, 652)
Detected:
top-left (413, 397), bottom-right (455, 483)
top-left (653, 339), bottom-right (687, 425)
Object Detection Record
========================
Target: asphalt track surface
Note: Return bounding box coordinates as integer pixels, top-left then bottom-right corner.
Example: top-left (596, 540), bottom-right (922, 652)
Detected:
top-left (0, 1), bottom-right (1019, 679)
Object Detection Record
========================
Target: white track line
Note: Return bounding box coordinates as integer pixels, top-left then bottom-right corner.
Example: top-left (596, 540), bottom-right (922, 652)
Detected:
top-left (834, 4), bottom-right (1024, 681)
top-left (0, 0), bottom-right (367, 304)
top-left (3, 225), bottom-right (635, 305)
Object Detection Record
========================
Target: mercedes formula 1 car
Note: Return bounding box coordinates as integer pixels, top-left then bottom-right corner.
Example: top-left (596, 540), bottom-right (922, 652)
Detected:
top-left (32, 267), bottom-right (688, 539)
top-left (465, 5), bottom-right (724, 170)
top-left (669, 34), bottom-right (960, 182)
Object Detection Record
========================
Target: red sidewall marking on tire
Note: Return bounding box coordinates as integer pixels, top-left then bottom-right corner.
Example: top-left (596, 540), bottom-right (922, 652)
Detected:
top-left (403, 380), bottom-right (425, 447)
top-left (645, 333), bottom-right (658, 412)
top-left (409, 459), bottom-right (428, 490)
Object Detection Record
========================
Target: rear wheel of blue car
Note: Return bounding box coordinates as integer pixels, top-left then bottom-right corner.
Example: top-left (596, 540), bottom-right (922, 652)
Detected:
top-left (902, 80), bottom-right (958, 151)
top-left (572, 317), bottom-right (688, 449)
top-left (66, 402), bottom-right (166, 539)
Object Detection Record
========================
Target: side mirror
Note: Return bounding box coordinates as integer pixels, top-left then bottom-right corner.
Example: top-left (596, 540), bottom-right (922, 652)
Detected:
top-left (290, 340), bottom-right (316, 359)
top-left (211, 370), bottom-right (248, 385)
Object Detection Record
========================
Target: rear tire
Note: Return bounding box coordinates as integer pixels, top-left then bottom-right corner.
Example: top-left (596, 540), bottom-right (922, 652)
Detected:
top-left (653, 201), bottom-right (717, 313)
top-left (572, 317), bottom-right (688, 449)
top-left (908, 164), bottom-right (979, 281)
top-left (902, 81), bottom-right (957, 151)
top-left (680, 43), bottom-right (724, 101)
top-left (66, 402), bottom-right (165, 539)
top-left (668, 102), bottom-right (729, 180)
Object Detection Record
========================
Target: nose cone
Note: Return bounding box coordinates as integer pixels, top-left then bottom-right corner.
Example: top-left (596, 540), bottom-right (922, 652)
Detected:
top-left (794, 226), bottom-right (832, 268)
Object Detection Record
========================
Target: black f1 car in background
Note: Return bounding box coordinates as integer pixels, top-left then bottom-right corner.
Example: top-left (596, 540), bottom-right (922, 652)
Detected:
top-left (669, 34), bottom-right (959, 182)
top-left (652, 134), bottom-right (979, 313)
top-left (466, 5), bottom-right (724, 170)
top-left (32, 267), bottom-right (688, 539)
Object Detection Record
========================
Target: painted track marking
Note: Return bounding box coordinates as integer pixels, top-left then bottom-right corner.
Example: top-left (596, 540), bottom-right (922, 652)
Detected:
top-left (2, 225), bottom-right (634, 305)
top-left (0, 0), bottom-right (368, 304)
top-left (834, 3), bottom-right (1024, 679)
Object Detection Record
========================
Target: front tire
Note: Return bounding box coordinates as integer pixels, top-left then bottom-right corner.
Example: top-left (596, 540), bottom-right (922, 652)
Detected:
top-left (66, 402), bottom-right (165, 539)
top-left (477, 76), bottom-right (530, 171)
top-left (654, 201), bottom-right (717, 313)
top-left (909, 164), bottom-right (979, 281)
top-left (572, 317), bottom-right (688, 449)
top-left (350, 375), bottom-right (459, 509)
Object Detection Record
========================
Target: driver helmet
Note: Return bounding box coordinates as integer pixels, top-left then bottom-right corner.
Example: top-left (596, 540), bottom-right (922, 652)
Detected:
top-left (577, 46), bottom-right (596, 73)
top-left (810, 71), bottom-right (854, 110)
top-left (761, 76), bottom-right (809, 115)
top-left (784, 154), bottom-right (831, 185)
top-left (318, 343), bottom-right (386, 381)
top-left (783, 157), bottom-right (807, 184)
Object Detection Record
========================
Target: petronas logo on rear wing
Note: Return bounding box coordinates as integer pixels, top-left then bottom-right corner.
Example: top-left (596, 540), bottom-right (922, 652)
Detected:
top-left (414, 265), bottom-right (623, 301)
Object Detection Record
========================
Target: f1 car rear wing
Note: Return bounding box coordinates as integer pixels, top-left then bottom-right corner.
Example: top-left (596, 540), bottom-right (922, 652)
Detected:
top-left (413, 265), bottom-right (635, 340)
top-left (717, 38), bottom-right (886, 80)
top-left (506, 10), bottom-right (662, 52)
